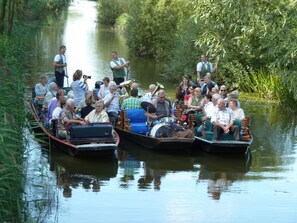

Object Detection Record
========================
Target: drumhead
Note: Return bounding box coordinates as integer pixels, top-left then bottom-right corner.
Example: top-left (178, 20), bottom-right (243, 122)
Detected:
top-left (150, 123), bottom-right (173, 138)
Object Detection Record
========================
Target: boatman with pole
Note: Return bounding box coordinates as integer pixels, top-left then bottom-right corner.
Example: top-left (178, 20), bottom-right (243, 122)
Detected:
top-left (53, 45), bottom-right (67, 89)
top-left (110, 51), bottom-right (130, 85)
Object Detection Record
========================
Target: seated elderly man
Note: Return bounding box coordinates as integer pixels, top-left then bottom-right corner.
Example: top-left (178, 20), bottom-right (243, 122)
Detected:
top-left (43, 82), bottom-right (58, 109)
top-left (142, 84), bottom-right (157, 103)
top-left (121, 88), bottom-right (142, 109)
top-left (103, 84), bottom-right (120, 125)
top-left (211, 98), bottom-right (240, 141)
top-left (145, 90), bottom-right (173, 126)
top-left (57, 98), bottom-right (86, 138)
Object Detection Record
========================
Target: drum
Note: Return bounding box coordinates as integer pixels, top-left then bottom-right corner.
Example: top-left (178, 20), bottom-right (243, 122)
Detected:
top-left (149, 123), bottom-right (174, 138)
top-left (160, 117), bottom-right (176, 124)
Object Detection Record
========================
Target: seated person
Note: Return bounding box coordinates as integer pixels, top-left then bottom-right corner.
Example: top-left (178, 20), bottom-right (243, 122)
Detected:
top-left (219, 85), bottom-right (228, 99)
top-left (145, 90), bottom-right (173, 126)
top-left (225, 90), bottom-right (241, 108)
top-left (142, 84), bottom-right (157, 103)
top-left (103, 84), bottom-right (120, 124)
top-left (34, 75), bottom-right (47, 99)
top-left (176, 75), bottom-right (191, 102)
top-left (76, 90), bottom-right (94, 112)
top-left (187, 87), bottom-right (203, 116)
top-left (183, 86), bottom-right (194, 107)
top-left (57, 98), bottom-right (86, 138)
top-left (200, 75), bottom-right (215, 96)
top-left (51, 96), bottom-right (67, 123)
top-left (211, 98), bottom-right (240, 141)
top-left (80, 94), bottom-right (95, 119)
top-left (228, 99), bottom-right (245, 120)
top-left (43, 82), bottom-right (58, 109)
top-left (46, 89), bottom-right (65, 125)
top-left (85, 100), bottom-right (109, 123)
top-left (97, 76), bottom-right (110, 100)
top-left (121, 88), bottom-right (142, 109)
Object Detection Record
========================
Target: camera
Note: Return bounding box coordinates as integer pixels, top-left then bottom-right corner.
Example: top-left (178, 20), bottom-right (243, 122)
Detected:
top-left (83, 75), bottom-right (91, 79)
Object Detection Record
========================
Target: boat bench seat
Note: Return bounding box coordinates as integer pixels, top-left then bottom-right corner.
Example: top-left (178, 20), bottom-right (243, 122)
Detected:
top-left (125, 109), bottom-right (148, 135)
top-left (69, 123), bottom-right (113, 139)
top-left (203, 119), bottom-right (243, 141)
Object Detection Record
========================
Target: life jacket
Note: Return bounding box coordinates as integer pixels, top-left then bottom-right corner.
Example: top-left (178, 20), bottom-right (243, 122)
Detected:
top-left (55, 54), bottom-right (64, 73)
top-left (111, 58), bottom-right (126, 78)
top-left (200, 62), bottom-right (211, 77)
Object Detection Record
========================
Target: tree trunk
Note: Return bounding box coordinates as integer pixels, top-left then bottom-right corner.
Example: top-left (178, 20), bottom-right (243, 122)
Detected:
top-left (0, 0), bottom-right (7, 35)
top-left (7, 0), bottom-right (15, 36)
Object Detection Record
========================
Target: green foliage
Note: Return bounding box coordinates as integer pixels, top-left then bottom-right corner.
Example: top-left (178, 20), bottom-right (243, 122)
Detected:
top-left (98, 0), bottom-right (129, 25)
top-left (126, 0), bottom-right (187, 60)
top-left (15, 0), bottom-right (69, 22)
top-left (0, 24), bottom-right (29, 223)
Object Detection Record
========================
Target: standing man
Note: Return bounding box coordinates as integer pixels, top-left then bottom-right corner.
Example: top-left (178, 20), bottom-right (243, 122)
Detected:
top-left (53, 45), bottom-right (67, 89)
top-left (196, 54), bottom-right (214, 82)
top-left (110, 51), bottom-right (130, 85)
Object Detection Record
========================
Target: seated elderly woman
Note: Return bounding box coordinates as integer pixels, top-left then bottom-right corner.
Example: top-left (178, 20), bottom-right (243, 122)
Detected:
top-left (85, 100), bottom-right (109, 123)
top-left (57, 98), bottom-right (86, 138)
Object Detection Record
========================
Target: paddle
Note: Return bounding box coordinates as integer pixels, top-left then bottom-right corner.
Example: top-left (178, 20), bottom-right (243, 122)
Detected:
top-left (126, 64), bottom-right (130, 81)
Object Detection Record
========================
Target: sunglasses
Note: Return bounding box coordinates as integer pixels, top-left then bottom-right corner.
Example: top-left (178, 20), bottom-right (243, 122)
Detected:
top-left (221, 89), bottom-right (226, 92)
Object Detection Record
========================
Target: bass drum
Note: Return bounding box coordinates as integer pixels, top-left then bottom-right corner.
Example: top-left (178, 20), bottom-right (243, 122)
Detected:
top-left (149, 123), bottom-right (174, 138)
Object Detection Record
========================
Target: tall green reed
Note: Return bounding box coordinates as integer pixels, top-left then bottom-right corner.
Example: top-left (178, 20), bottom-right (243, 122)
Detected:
top-left (0, 34), bottom-right (28, 222)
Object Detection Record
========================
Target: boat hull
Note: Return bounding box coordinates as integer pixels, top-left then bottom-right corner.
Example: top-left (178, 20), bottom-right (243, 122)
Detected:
top-left (28, 100), bottom-right (119, 156)
top-left (115, 127), bottom-right (193, 151)
top-left (193, 136), bottom-right (252, 155)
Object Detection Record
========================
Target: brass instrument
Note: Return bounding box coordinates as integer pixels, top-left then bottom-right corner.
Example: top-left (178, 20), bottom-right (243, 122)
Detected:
top-left (119, 79), bottom-right (134, 105)
top-left (151, 82), bottom-right (164, 97)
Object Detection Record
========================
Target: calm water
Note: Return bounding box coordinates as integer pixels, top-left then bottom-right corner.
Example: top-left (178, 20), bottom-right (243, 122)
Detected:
top-left (25, 1), bottom-right (297, 222)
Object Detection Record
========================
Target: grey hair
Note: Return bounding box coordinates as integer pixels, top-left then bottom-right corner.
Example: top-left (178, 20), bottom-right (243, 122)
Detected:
top-left (212, 93), bottom-right (221, 101)
top-left (66, 98), bottom-right (74, 107)
top-left (96, 100), bottom-right (104, 107)
top-left (50, 82), bottom-right (57, 90)
top-left (149, 84), bottom-right (156, 90)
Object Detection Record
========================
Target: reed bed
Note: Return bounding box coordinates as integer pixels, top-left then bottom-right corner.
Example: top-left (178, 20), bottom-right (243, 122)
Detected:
top-left (0, 38), bottom-right (28, 222)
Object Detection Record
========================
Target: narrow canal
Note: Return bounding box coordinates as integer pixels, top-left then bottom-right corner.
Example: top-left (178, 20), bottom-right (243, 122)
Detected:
top-left (25, 1), bottom-right (297, 222)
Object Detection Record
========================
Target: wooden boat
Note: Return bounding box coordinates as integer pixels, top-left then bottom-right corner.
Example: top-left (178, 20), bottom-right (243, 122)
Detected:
top-left (192, 115), bottom-right (253, 155)
top-left (115, 108), bottom-right (194, 151)
top-left (28, 100), bottom-right (120, 156)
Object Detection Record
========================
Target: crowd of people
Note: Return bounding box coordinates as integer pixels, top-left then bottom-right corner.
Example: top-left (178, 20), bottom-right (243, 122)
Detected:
top-left (34, 46), bottom-right (244, 140)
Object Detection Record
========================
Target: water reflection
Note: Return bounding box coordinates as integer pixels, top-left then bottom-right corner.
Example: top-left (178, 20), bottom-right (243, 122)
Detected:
top-left (118, 139), bottom-right (196, 191)
top-left (49, 148), bottom-right (118, 198)
top-left (193, 152), bottom-right (251, 200)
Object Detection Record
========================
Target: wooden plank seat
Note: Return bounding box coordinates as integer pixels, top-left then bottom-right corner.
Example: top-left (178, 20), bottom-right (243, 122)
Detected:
top-left (122, 109), bottom-right (149, 135)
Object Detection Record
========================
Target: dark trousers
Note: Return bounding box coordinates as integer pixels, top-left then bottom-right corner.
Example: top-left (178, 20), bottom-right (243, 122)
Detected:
top-left (213, 125), bottom-right (240, 141)
top-left (55, 71), bottom-right (65, 89)
top-left (113, 77), bottom-right (125, 86)
top-left (108, 111), bottom-right (119, 126)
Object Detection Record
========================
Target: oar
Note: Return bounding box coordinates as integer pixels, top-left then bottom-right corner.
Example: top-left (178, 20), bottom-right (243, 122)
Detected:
top-left (64, 55), bottom-right (69, 88)
top-left (126, 64), bottom-right (130, 81)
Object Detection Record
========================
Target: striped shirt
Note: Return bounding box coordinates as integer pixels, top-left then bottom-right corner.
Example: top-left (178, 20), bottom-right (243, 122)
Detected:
top-left (72, 80), bottom-right (88, 107)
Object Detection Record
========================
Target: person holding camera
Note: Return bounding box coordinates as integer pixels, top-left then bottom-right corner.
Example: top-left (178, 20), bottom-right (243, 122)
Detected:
top-left (71, 69), bottom-right (89, 107)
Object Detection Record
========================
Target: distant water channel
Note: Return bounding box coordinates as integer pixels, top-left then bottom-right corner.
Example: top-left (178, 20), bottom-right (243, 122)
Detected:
top-left (25, 1), bottom-right (297, 222)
